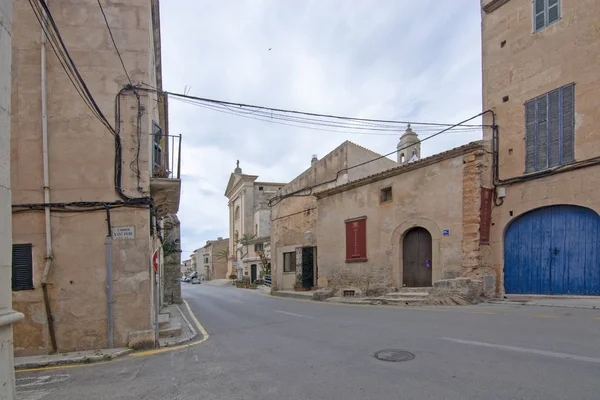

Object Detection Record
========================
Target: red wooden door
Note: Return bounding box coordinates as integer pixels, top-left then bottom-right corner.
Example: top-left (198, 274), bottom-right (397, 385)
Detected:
top-left (402, 227), bottom-right (432, 287)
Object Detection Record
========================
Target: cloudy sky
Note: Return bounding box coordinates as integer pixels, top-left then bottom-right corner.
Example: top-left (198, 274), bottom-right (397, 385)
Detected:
top-left (159, 0), bottom-right (483, 257)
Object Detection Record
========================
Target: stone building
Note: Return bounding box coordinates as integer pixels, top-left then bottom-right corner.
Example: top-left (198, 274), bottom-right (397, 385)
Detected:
top-left (482, 0), bottom-right (600, 295)
top-left (181, 259), bottom-right (193, 276)
top-left (314, 142), bottom-right (490, 295)
top-left (1, 1), bottom-right (22, 397)
top-left (270, 140), bottom-right (398, 291)
top-left (10, 0), bottom-right (180, 355)
top-left (199, 237), bottom-right (229, 280)
top-left (224, 161), bottom-right (284, 279)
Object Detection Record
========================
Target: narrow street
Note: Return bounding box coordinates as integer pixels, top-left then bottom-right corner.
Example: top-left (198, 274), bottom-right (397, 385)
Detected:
top-left (17, 284), bottom-right (600, 400)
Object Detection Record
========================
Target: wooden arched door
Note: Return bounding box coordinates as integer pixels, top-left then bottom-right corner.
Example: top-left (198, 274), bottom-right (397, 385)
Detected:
top-left (403, 227), bottom-right (432, 287)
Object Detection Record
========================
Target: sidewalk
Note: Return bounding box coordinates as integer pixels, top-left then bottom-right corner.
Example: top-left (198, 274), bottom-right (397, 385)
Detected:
top-left (15, 303), bottom-right (198, 370)
top-left (14, 348), bottom-right (131, 370)
top-left (488, 295), bottom-right (600, 310)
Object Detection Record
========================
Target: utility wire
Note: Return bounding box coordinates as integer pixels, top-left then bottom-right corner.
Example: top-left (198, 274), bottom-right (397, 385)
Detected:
top-left (268, 110), bottom-right (493, 207)
top-left (97, 0), bottom-right (132, 85)
top-left (136, 87), bottom-right (487, 128)
top-left (171, 97), bottom-right (483, 137)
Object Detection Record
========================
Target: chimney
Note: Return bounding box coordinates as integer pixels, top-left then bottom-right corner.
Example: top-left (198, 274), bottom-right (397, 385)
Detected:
top-left (311, 154), bottom-right (318, 165)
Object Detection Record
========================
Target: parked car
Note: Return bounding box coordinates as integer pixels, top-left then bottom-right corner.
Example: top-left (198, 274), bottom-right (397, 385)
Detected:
top-left (191, 278), bottom-right (201, 284)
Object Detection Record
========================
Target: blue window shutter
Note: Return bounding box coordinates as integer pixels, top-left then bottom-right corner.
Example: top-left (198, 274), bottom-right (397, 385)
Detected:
top-left (525, 101), bottom-right (537, 173)
top-left (536, 95), bottom-right (548, 170)
top-left (547, 89), bottom-right (561, 167)
top-left (561, 84), bottom-right (575, 163)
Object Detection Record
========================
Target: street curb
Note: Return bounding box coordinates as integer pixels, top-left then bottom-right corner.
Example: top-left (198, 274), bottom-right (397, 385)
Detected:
top-left (485, 300), bottom-right (599, 310)
top-left (270, 291), bottom-right (315, 301)
top-left (14, 348), bottom-right (133, 370)
top-left (159, 304), bottom-right (199, 347)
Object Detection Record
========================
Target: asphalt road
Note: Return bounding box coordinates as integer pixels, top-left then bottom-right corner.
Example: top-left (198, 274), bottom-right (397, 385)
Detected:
top-left (16, 283), bottom-right (600, 400)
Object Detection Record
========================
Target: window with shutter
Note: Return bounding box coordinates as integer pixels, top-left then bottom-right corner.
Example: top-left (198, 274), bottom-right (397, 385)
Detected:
top-left (534, 0), bottom-right (561, 32)
top-left (12, 244), bottom-right (34, 291)
top-left (524, 83), bottom-right (575, 173)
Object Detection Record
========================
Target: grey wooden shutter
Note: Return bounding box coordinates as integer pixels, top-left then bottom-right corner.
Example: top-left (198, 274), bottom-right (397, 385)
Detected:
top-left (561, 83), bottom-right (575, 163)
top-left (534, 0), bottom-right (546, 31)
top-left (547, 89), bottom-right (560, 167)
top-left (12, 244), bottom-right (33, 291)
top-left (548, 0), bottom-right (560, 24)
top-left (536, 95), bottom-right (548, 170)
top-left (525, 101), bottom-right (537, 173)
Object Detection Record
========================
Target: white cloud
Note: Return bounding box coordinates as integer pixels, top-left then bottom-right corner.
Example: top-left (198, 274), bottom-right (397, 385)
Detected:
top-left (160, 0), bottom-right (483, 252)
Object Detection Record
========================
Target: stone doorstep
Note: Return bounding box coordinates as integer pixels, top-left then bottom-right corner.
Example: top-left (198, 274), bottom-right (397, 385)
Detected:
top-left (14, 348), bottom-right (132, 370)
top-left (395, 287), bottom-right (433, 293)
top-left (385, 292), bottom-right (430, 298)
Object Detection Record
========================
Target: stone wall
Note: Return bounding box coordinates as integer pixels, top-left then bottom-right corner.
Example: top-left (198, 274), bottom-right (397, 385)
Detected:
top-left (162, 215), bottom-right (181, 304)
top-left (482, 0), bottom-right (600, 294)
top-left (315, 143), bottom-right (487, 294)
top-left (271, 141), bottom-right (397, 290)
top-left (10, 0), bottom-right (161, 354)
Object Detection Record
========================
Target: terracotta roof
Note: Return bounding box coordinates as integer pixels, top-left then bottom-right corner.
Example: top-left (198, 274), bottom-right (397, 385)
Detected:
top-left (314, 141), bottom-right (484, 198)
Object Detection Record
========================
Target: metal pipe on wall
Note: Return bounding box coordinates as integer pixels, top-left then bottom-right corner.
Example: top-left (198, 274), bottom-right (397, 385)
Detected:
top-left (40, 0), bottom-right (57, 353)
top-left (105, 206), bottom-right (114, 349)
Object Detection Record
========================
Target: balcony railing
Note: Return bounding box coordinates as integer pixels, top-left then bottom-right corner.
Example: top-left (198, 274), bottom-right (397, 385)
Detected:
top-left (150, 133), bottom-right (182, 216)
top-left (151, 133), bottom-right (182, 180)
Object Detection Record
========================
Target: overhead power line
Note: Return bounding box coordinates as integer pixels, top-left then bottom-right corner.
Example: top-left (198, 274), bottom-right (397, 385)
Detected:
top-left (170, 96), bottom-right (483, 137)
top-left (141, 88), bottom-right (488, 129)
top-left (97, 0), bottom-right (132, 85)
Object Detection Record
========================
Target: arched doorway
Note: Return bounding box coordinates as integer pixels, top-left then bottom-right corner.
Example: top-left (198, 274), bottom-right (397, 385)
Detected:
top-left (403, 227), bottom-right (432, 287)
top-left (504, 205), bottom-right (600, 295)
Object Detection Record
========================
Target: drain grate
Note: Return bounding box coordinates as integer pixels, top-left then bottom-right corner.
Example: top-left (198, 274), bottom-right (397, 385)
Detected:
top-left (343, 290), bottom-right (355, 297)
top-left (373, 349), bottom-right (415, 362)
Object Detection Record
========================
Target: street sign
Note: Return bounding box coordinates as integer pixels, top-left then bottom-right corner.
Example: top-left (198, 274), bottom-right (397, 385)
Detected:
top-left (112, 226), bottom-right (135, 239)
top-left (443, 229), bottom-right (450, 236)
top-left (152, 250), bottom-right (159, 272)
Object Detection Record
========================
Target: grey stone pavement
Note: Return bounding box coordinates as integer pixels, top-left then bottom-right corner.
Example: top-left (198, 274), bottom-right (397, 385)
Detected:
top-left (16, 284), bottom-right (600, 400)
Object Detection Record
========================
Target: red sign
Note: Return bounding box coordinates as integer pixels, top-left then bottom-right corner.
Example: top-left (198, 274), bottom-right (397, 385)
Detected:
top-left (345, 217), bottom-right (367, 262)
top-left (152, 250), bottom-right (159, 272)
top-left (480, 188), bottom-right (493, 245)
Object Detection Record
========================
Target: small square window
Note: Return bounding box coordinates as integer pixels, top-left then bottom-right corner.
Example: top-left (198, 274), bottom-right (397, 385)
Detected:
top-left (254, 243), bottom-right (263, 252)
top-left (283, 252), bottom-right (296, 273)
top-left (380, 187), bottom-right (392, 203)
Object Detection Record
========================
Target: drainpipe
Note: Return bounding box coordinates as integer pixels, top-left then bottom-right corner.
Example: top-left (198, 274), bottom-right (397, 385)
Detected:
top-left (40, 1), bottom-right (57, 354)
top-left (105, 205), bottom-right (113, 348)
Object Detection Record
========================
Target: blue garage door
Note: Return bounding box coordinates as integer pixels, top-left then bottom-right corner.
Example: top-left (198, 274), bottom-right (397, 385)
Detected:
top-left (504, 205), bottom-right (600, 295)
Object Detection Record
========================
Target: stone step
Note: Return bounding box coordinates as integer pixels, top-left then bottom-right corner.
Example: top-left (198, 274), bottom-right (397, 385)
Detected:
top-left (396, 287), bottom-right (433, 293)
top-left (158, 313), bottom-right (170, 329)
top-left (385, 292), bottom-right (430, 298)
top-left (159, 323), bottom-right (181, 338)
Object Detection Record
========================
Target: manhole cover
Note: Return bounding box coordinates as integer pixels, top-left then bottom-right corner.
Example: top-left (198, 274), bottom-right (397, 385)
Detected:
top-left (373, 349), bottom-right (415, 362)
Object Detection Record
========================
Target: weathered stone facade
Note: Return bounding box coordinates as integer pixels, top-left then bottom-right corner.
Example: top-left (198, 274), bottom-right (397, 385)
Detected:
top-left (315, 142), bottom-right (489, 295)
top-left (162, 215), bottom-right (181, 304)
top-left (10, 0), bottom-right (173, 355)
top-left (271, 141), bottom-right (398, 290)
top-left (482, 0), bottom-right (600, 294)
top-left (224, 163), bottom-right (284, 278)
